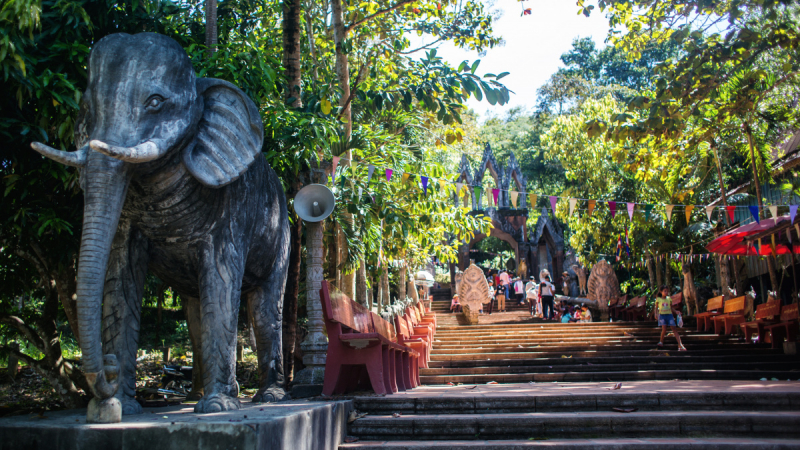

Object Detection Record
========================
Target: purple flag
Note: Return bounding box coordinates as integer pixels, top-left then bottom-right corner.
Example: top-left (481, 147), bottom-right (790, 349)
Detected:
top-left (549, 196), bottom-right (558, 215)
top-left (609, 201), bottom-right (617, 218)
top-left (421, 176), bottom-right (428, 195)
top-left (791, 204), bottom-right (798, 225)
top-left (492, 188), bottom-right (499, 206)
top-left (367, 164), bottom-right (375, 183)
top-left (386, 168), bottom-right (393, 181)
top-left (748, 205), bottom-right (760, 224)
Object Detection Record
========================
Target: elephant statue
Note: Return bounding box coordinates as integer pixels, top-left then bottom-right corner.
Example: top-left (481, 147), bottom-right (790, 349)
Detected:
top-left (31, 33), bottom-right (290, 422)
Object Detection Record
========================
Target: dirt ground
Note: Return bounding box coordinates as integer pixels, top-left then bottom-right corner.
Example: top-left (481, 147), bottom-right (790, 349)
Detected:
top-left (0, 355), bottom-right (261, 417)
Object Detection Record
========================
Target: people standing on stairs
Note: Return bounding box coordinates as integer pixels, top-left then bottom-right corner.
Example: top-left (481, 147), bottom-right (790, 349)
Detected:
top-left (495, 279), bottom-right (507, 312)
top-left (654, 285), bottom-right (687, 351)
top-left (498, 270), bottom-right (511, 300)
top-left (526, 277), bottom-right (539, 316)
top-left (540, 273), bottom-right (556, 320)
top-left (514, 277), bottom-right (525, 305)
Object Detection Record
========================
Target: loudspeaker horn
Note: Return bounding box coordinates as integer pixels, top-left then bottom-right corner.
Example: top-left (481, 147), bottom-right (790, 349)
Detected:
top-left (295, 184), bottom-right (336, 223)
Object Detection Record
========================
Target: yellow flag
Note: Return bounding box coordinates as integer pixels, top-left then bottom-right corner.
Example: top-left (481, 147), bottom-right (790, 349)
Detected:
top-left (510, 191), bottom-right (519, 208)
top-left (685, 205), bottom-right (694, 224)
top-left (402, 173), bottom-right (410, 183)
top-left (438, 179), bottom-right (447, 192)
top-left (529, 193), bottom-right (537, 208)
top-left (588, 200), bottom-right (596, 216)
top-left (666, 205), bottom-right (674, 221)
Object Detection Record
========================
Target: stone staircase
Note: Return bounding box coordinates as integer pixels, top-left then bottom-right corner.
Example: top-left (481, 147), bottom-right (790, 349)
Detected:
top-left (341, 310), bottom-right (800, 448)
top-left (421, 320), bottom-right (800, 384)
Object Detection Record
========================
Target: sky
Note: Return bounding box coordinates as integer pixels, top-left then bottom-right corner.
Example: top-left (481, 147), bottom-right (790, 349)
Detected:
top-left (416, 1), bottom-right (612, 119)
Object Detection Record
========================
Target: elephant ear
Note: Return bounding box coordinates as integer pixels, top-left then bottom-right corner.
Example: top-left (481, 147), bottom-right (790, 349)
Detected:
top-left (183, 78), bottom-right (264, 187)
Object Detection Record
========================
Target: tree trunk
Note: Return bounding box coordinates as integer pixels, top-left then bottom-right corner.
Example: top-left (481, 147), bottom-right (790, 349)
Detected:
top-left (282, 0), bottom-right (303, 107)
top-left (681, 262), bottom-right (698, 315)
top-left (655, 256), bottom-right (663, 289)
top-left (745, 127), bottom-right (779, 290)
top-left (646, 254), bottom-right (656, 289)
top-left (398, 264), bottom-right (407, 301)
top-left (7, 342), bottom-right (19, 381)
top-left (381, 266), bottom-right (390, 313)
top-left (711, 141), bottom-right (744, 294)
top-left (205, 0), bottom-right (218, 57)
top-left (356, 261), bottom-right (368, 308)
top-left (282, 216), bottom-right (302, 387)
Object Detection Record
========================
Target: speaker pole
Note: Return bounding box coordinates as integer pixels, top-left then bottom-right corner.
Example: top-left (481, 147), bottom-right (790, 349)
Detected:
top-left (293, 220), bottom-right (327, 391)
top-left (291, 184), bottom-right (336, 397)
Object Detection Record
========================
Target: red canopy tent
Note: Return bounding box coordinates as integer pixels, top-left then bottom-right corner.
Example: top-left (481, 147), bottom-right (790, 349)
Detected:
top-left (706, 216), bottom-right (800, 256)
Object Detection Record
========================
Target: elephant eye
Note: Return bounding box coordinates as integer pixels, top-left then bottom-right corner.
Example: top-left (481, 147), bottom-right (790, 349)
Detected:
top-left (145, 95), bottom-right (167, 111)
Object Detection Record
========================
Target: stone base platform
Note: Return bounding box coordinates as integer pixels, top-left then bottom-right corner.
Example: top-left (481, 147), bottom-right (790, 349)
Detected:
top-left (0, 399), bottom-right (352, 450)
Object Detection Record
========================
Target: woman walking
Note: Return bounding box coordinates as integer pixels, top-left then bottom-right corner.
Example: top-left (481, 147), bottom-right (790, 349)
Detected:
top-left (654, 285), bottom-right (687, 351)
top-left (539, 273), bottom-right (556, 320)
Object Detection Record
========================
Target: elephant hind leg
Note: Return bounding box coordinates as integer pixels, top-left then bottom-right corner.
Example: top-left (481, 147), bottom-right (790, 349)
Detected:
top-left (194, 241), bottom-right (244, 414)
top-left (102, 223), bottom-right (148, 415)
top-left (249, 241), bottom-right (290, 403)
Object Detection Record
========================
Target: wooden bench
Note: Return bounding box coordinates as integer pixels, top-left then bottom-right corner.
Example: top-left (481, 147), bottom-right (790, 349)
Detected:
top-left (742, 300), bottom-right (782, 343)
top-left (711, 296), bottom-right (746, 335)
top-left (395, 314), bottom-right (430, 368)
top-left (764, 303), bottom-right (800, 349)
top-left (372, 312), bottom-right (419, 391)
top-left (622, 296), bottom-right (647, 321)
top-left (319, 281), bottom-right (416, 396)
top-left (695, 295), bottom-right (724, 332)
top-left (609, 294), bottom-right (628, 320)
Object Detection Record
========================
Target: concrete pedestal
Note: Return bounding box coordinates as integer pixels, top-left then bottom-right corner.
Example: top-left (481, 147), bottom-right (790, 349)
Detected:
top-left (0, 400), bottom-right (352, 450)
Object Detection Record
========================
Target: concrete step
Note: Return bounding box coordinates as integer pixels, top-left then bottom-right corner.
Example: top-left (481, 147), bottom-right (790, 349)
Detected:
top-left (428, 353), bottom-right (791, 368)
top-left (352, 390), bottom-right (800, 415)
top-left (429, 343), bottom-right (765, 356)
top-left (347, 411), bottom-right (800, 440)
top-left (419, 369), bottom-right (800, 384)
top-left (420, 361), bottom-right (800, 376)
top-left (340, 438), bottom-right (800, 449)
top-left (430, 348), bottom-right (782, 362)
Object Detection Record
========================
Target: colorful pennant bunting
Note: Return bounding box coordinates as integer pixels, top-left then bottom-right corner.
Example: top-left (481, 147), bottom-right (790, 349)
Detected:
top-left (510, 191), bottom-right (519, 208)
top-left (367, 164), bottom-right (375, 183)
top-left (627, 202), bottom-right (634, 220)
top-left (749, 205), bottom-right (760, 224)
top-left (385, 168), bottom-right (393, 181)
top-left (570, 198), bottom-right (578, 216)
top-left (421, 176), bottom-right (428, 195)
top-left (529, 193), bottom-right (537, 209)
top-left (549, 196), bottom-right (558, 215)
top-left (792, 205), bottom-right (798, 224)
top-left (608, 201), bottom-right (617, 218)
top-left (726, 205), bottom-right (736, 224)
top-left (666, 205), bottom-right (674, 221)
top-left (588, 200), bottom-right (596, 216)
top-left (685, 205), bottom-right (694, 224)
top-left (492, 188), bottom-right (499, 206)
top-left (705, 205), bottom-right (715, 221)
top-left (769, 205), bottom-right (778, 218)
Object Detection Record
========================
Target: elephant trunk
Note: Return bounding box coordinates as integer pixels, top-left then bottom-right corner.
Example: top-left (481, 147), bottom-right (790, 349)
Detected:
top-left (75, 149), bottom-right (129, 399)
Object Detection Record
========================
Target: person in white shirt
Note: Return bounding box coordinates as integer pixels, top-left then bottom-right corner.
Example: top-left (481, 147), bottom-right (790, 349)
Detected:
top-left (539, 275), bottom-right (556, 320)
top-left (525, 277), bottom-right (539, 316)
top-left (513, 278), bottom-right (525, 305)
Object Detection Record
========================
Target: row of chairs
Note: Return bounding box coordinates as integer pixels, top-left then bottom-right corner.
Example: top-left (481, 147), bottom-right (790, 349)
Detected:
top-left (319, 280), bottom-right (436, 396)
top-left (697, 295), bottom-right (799, 348)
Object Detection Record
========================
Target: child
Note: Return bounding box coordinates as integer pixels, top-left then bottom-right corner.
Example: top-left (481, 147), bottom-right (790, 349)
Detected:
top-left (450, 294), bottom-right (461, 313)
top-left (654, 285), bottom-right (686, 351)
top-left (580, 305), bottom-right (592, 323)
top-left (561, 306), bottom-right (579, 323)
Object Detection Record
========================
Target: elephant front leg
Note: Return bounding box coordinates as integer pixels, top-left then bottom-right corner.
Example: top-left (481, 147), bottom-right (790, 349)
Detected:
top-left (184, 296), bottom-right (204, 401)
top-left (101, 223), bottom-right (148, 415)
top-left (194, 243), bottom-right (244, 414)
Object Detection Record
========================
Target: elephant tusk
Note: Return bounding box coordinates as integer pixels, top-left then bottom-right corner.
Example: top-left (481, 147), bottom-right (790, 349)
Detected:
top-left (30, 142), bottom-right (88, 167)
top-left (89, 139), bottom-right (165, 163)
